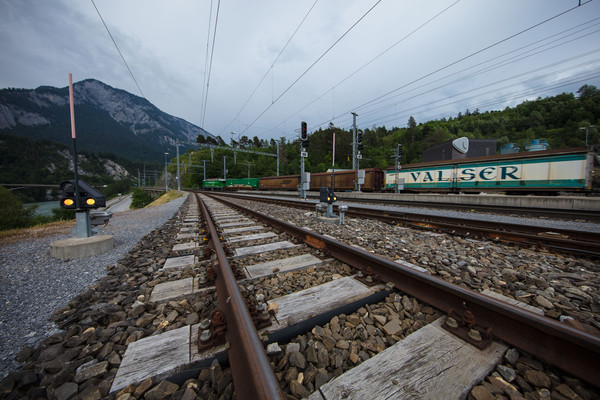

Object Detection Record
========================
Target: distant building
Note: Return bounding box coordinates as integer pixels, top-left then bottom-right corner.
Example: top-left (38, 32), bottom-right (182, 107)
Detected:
top-left (422, 138), bottom-right (497, 162)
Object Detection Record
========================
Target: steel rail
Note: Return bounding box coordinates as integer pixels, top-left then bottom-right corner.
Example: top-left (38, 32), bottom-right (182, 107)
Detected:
top-left (209, 194), bottom-right (600, 387)
top-left (209, 193), bottom-right (600, 256)
top-left (196, 194), bottom-right (285, 400)
top-left (348, 208), bottom-right (600, 255)
top-left (233, 191), bottom-right (600, 221)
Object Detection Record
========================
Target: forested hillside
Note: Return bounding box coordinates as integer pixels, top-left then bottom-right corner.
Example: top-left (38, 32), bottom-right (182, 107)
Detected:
top-left (179, 85), bottom-right (599, 187)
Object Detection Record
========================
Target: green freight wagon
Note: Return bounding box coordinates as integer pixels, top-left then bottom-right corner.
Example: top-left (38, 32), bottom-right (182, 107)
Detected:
top-left (225, 178), bottom-right (259, 190)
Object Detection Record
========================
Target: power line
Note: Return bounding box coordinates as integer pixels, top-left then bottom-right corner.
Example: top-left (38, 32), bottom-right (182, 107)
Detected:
top-left (90, 0), bottom-right (146, 99)
top-left (219, 0), bottom-right (320, 136)
top-left (356, 32), bottom-right (600, 124)
top-left (201, 0), bottom-right (222, 128)
top-left (352, 1), bottom-right (594, 116)
top-left (355, 19), bottom-right (600, 121)
top-left (270, 0), bottom-right (462, 133)
top-left (362, 61), bottom-right (600, 127)
top-left (310, 0), bottom-right (594, 131)
top-left (396, 72), bottom-right (600, 127)
top-left (201, 0), bottom-right (215, 126)
top-left (239, 0), bottom-right (383, 136)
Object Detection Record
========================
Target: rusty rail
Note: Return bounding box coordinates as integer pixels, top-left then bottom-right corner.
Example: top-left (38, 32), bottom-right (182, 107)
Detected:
top-left (210, 194), bottom-right (600, 387)
top-left (196, 194), bottom-right (284, 400)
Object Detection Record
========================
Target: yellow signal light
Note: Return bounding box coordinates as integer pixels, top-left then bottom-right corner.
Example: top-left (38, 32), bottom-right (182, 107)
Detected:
top-left (63, 198), bottom-right (74, 207)
top-left (85, 198), bottom-right (96, 206)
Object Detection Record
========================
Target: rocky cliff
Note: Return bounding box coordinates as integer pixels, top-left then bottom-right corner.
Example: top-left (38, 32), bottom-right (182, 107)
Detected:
top-left (0, 79), bottom-right (213, 162)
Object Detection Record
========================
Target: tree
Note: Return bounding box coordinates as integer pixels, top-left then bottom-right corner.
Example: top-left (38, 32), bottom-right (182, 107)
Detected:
top-left (130, 188), bottom-right (153, 208)
top-left (577, 84), bottom-right (599, 100)
top-left (216, 136), bottom-right (227, 146)
top-left (0, 186), bottom-right (38, 231)
top-left (407, 116), bottom-right (417, 144)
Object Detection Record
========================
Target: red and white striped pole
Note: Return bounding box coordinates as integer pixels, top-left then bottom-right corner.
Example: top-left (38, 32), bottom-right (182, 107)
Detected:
top-left (68, 73), bottom-right (80, 209)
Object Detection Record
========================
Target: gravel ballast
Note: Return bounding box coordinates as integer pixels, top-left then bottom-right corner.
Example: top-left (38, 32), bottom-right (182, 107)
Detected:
top-left (0, 194), bottom-right (187, 380)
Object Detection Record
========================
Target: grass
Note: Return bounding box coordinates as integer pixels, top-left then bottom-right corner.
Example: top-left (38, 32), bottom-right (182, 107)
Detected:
top-left (145, 190), bottom-right (184, 207)
top-left (0, 220), bottom-right (74, 246)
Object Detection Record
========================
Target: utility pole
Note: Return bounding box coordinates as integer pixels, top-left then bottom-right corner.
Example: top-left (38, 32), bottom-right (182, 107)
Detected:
top-left (276, 141), bottom-right (280, 177)
top-left (579, 125), bottom-right (596, 148)
top-left (164, 152), bottom-right (169, 192)
top-left (396, 144), bottom-right (402, 193)
top-left (223, 156), bottom-right (227, 181)
top-left (352, 112), bottom-right (358, 190)
top-left (352, 112), bottom-right (357, 170)
top-left (300, 122), bottom-right (309, 200)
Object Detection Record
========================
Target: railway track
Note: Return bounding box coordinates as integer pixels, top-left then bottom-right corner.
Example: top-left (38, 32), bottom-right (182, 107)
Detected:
top-left (116, 192), bottom-right (599, 399)
top-left (4, 193), bottom-right (599, 399)
top-left (239, 190), bottom-right (600, 222)
top-left (237, 191), bottom-right (600, 221)
top-left (209, 192), bottom-right (600, 257)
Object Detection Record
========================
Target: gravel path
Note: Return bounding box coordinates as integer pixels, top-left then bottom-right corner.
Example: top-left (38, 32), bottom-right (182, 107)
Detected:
top-left (0, 194), bottom-right (187, 380)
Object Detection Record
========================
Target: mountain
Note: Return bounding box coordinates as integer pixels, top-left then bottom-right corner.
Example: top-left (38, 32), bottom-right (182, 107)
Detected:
top-left (0, 79), bottom-right (213, 163)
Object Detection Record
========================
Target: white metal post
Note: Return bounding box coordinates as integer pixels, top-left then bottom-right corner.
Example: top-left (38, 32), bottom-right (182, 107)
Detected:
top-left (164, 152), bottom-right (169, 192)
top-left (352, 112), bottom-right (357, 190)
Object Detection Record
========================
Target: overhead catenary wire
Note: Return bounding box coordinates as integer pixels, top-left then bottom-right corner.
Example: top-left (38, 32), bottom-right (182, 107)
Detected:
top-left (239, 0), bottom-right (383, 136)
top-left (354, 19), bottom-right (600, 122)
top-left (201, 0), bottom-right (222, 128)
top-left (355, 32), bottom-right (600, 125)
top-left (90, 0), bottom-right (146, 99)
top-left (219, 0), bottom-right (320, 137)
top-left (359, 57), bottom-right (600, 128)
top-left (308, 0), bottom-right (595, 132)
top-left (270, 0), bottom-right (462, 133)
top-left (392, 71), bottom-right (600, 128)
top-left (200, 0), bottom-right (215, 127)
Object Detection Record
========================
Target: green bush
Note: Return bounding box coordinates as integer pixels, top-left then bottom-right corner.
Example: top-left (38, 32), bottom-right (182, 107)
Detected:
top-left (130, 188), bottom-right (153, 209)
top-left (0, 186), bottom-right (38, 231)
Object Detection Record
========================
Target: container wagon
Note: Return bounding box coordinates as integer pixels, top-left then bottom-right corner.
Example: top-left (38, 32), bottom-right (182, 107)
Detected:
top-left (385, 147), bottom-right (594, 193)
top-left (225, 178), bottom-right (259, 190)
top-left (259, 175), bottom-right (301, 190)
top-left (309, 168), bottom-right (384, 191)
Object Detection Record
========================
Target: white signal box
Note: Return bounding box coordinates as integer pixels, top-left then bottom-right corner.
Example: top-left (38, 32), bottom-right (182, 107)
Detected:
top-left (357, 170), bottom-right (365, 185)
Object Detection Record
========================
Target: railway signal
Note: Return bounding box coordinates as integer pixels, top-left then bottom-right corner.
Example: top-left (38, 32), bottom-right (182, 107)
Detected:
top-left (357, 131), bottom-right (364, 151)
top-left (301, 121), bottom-right (309, 148)
top-left (397, 144), bottom-right (402, 162)
top-left (319, 187), bottom-right (336, 204)
top-left (60, 179), bottom-right (106, 209)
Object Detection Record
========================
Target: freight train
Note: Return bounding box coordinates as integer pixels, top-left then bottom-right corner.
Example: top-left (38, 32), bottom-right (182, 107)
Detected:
top-left (385, 147), bottom-right (595, 193)
top-left (201, 147), bottom-right (597, 194)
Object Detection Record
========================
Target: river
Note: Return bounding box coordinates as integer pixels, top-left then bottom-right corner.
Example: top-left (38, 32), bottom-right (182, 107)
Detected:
top-left (24, 201), bottom-right (61, 217)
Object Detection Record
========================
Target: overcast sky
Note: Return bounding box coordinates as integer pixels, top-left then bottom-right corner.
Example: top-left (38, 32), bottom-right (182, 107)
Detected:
top-left (1, 0), bottom-right (599, 143)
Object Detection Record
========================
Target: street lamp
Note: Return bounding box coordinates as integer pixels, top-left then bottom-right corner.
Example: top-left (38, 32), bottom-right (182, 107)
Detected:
top-left (164, 152), bottom-right (169, 192)
top-left (579, 125), bottom-right (596, 148)
top-left (231, 131), bottom-right (238, 164)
